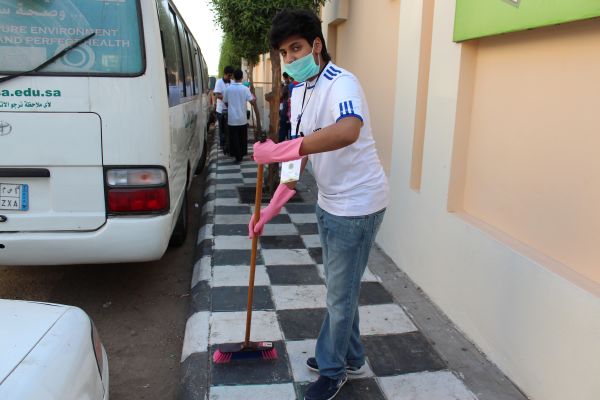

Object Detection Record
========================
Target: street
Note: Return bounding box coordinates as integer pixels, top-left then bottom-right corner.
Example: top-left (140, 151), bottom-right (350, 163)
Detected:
top-left (0, 171), bottom-right (206, 400)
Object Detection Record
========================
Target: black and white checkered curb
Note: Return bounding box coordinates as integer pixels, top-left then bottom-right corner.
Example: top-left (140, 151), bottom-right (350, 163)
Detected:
top-left (178, 137), bottom-right (217, 400)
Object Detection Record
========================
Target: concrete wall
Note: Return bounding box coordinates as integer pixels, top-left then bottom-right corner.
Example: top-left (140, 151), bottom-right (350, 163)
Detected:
top-left (250, 53), bottom-right (272, 131)
top-left (458, 19), bottom-right (600, 284)
top-left (377, 1), bottom-right (600, 399)
top-left (321, 0), bottom-right (400, 175)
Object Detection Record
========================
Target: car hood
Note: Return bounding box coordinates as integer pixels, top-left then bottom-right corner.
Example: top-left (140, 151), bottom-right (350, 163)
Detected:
top-left (0, 300), bottom-right (68, 384)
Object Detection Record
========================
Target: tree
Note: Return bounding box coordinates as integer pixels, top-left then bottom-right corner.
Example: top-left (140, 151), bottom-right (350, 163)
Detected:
top-left (211, 0), bottom-right (327, 192)
top-left (218, 32), bottom-right (242, 74)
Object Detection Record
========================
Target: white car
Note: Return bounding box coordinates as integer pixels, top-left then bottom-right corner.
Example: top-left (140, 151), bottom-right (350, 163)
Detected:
top-left (0, 300), bottom-right (109, 400)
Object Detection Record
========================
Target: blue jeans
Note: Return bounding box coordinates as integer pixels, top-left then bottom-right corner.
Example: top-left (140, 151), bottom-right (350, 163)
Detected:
top-left (217, 112), bottom-right (228, 150)
top-left (315, 204), bottom-right (386, 379)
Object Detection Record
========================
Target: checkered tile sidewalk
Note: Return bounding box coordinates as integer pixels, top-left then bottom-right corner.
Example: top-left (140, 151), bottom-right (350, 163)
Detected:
top-left (179, 134), bottom-right (479, 400)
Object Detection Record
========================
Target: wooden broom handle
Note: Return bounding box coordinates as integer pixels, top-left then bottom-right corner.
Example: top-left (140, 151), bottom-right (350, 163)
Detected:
top-left (244, 162), bottom-right (264, 346)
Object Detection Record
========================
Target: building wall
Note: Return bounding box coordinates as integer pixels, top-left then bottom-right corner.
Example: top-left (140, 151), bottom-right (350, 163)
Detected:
top-left (378, 1), bottom-right (600, 399)
top-left (322, 0), bottom-right (400, 175)
top-left (457, 19), bottom-right (600, 285)
top-left (250, 53), bottom-right (272, 131)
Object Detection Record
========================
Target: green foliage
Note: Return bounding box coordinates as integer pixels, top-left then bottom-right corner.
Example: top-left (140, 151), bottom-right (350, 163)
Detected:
top-left (218, 32), bottom-right (242, 75)
top-left (211, 0), bottom-right (327, 65)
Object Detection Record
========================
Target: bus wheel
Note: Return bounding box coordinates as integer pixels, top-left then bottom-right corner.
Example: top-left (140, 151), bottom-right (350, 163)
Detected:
top-left (195, 139), bottom-right (208, 174)
top-left (169, 190), bottom-right (188, 247)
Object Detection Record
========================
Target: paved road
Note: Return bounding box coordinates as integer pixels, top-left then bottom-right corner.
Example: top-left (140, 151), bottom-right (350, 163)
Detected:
top-left (0, 171), bottom-right (206, 400)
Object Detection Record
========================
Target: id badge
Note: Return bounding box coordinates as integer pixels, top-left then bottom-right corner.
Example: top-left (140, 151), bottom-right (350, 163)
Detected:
top-left (280, 159), bottom-right (302, 184)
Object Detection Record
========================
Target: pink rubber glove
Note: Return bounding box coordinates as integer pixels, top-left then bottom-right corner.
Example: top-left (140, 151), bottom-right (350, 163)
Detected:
top-left (248, 184), bottom-right (296, 238)
top-left (253, 138), bottom-right (303, 165)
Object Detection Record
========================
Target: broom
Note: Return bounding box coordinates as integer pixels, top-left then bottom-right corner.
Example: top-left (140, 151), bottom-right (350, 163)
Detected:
top-left (212, 132), bottom-right (278, 363)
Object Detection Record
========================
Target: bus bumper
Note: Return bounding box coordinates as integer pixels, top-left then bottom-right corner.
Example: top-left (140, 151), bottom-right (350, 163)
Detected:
top-left (0, 215), bottom-right (173, 266)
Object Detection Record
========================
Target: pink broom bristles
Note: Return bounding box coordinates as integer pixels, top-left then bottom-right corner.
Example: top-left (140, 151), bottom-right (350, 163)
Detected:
top-left (212, 350), bottom-right (232, 363)
top-left (261, 348), bottom-right (278, 360)
top-left (212, 345), bottom-right (278, 363)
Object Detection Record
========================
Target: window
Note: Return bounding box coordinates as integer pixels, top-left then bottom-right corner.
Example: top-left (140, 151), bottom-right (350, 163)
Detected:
top-left (0, 0), bottom-right (143, 75)
top-left (200, 54), bottom-right (208, 92)
top-left (157, 4), bottom-right (184, 106)
top-left (175, 16), bottom-right (192, 99)
top-left (171, 10), bottom-right (187, 99)
top-left (185, 31), bottom-right (198, 96)
top-left (194, 46), bottom-right (203, 94)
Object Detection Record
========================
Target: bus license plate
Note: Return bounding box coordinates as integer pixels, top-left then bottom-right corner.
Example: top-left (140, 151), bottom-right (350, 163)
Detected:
top-left (0, 183), bottom-right (29, 211)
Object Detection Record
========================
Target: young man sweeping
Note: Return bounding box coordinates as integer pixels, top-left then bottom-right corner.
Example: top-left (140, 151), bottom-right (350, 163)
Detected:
top-left (249, 9), bottom-right (389, 400)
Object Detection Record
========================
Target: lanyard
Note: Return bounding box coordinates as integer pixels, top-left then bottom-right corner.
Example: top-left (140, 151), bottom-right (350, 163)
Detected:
top-left (295, 70), bottom-right (323, 138)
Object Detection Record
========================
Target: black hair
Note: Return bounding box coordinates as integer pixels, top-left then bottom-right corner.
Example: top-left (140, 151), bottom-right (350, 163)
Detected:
top-left (269, 9), bottom-right (331, 63)
top-left (282, 72), bottom-right (289, 79)
top-left (223, 65), bottom-right (234, 75)
top-left (233, 69), bottom-right (243, 80)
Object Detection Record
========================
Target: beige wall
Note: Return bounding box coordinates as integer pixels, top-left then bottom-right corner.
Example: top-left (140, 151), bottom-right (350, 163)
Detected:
top-left (322, 0), bottom-right (400, 175)
top-left (250, 53), bottom-right (272, 130)
top-left (454, 19), bottom-right (600, 286)
top-left (378, 0), bottom-right (600, 399)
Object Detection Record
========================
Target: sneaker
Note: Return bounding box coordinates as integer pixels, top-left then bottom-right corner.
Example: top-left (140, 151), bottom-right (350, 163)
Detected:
top-left (305, 357), bottom-right (366, 375)
top-left (304, 375), bottom-right (347, 400)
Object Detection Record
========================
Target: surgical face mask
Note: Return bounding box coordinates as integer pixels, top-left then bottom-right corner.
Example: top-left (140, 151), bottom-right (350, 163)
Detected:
top-left (283, 41), bottom-right (320, 82)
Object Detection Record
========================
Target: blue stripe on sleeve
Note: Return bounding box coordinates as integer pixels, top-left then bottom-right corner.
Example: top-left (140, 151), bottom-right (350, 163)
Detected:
top-left (349, 100), bottom-right (355, 114)
top-left (326, 67), bottom-right (340, 77)
top-left (336, 113), bottom-right (363, 123)
top-left (343, 101), bottom-right (349, 114)
top-left (339, 103), bottom-right (344, 115)
top-left (329, 66), bottom-right (342, 73)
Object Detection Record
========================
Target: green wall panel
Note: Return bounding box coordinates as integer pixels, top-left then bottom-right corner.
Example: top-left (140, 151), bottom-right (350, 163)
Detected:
top-left (454, 0), bottom-right (600, 42)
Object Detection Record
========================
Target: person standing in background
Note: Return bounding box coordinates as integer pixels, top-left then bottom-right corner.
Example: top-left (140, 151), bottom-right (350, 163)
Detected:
top-left (214, 66), bottom-right (234, 154)
top-left (224, 69), bottom-right (256, 163)
top-left (279, 72), bottom-right (293, 142)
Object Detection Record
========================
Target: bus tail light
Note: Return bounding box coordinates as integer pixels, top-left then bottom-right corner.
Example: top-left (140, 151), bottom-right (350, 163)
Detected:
top-left (105, 168), bottom-right (169, 214)
top-left (107, 187), bottom-right (169, 213)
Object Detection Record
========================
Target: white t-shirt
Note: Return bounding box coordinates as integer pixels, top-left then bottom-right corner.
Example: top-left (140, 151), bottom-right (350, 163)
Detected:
top-left (290, 62), bottom-right (389, 217)
top-left (223, 83), bottom-right (253, 126)
top-left (214, 78), bottom-right (229, 113)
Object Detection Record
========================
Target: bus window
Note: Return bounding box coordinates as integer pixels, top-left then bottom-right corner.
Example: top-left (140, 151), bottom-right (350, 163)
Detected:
top-left (171, 9), bottom-right (187, 99)
top-left (203, 58), bottom-right (209, 92)
top-left (0, 0), bottom-right (143, 75)
top-left (157, 2), bottom-right (183, 106)
top-left (194, 46), bottom-right (203, 95)
top-left (175, 17), bottom-right (192, 99)
top-left (185, 31), bottom-right (198, 96)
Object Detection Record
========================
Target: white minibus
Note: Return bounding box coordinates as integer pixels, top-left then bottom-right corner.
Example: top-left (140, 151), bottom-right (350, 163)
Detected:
top-left (0, 0), bottom-right (210, 265)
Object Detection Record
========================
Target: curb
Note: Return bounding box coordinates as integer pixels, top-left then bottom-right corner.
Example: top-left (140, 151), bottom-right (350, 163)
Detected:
top-left (178, 134), bottom-right (218, 400)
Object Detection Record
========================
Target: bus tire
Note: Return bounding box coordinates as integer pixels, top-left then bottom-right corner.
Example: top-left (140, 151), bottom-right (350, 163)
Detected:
top-left (169, 190), bottom-right (188, 247)
top-left (195, 139), bottom-right (208, 174)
